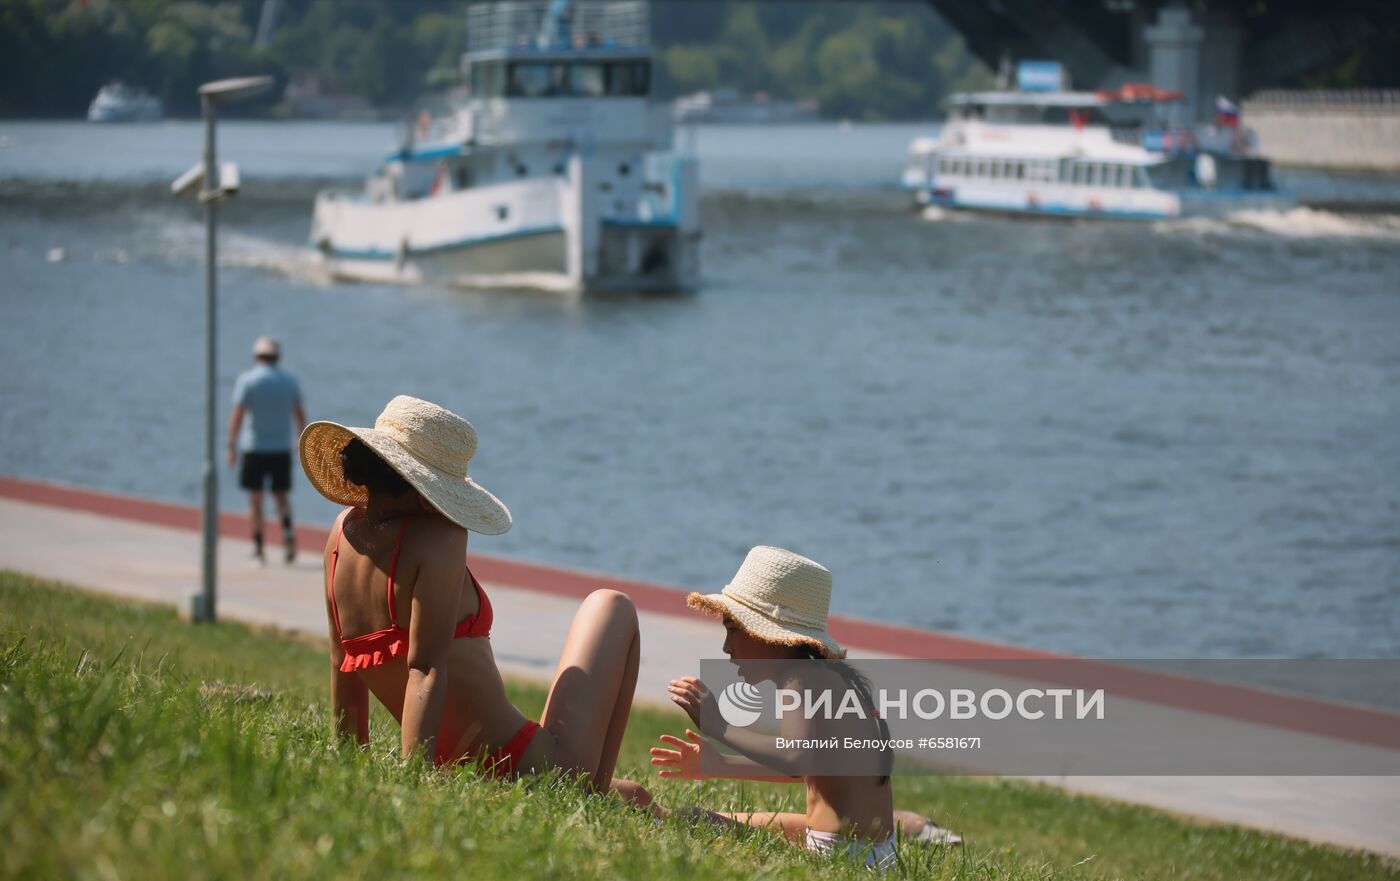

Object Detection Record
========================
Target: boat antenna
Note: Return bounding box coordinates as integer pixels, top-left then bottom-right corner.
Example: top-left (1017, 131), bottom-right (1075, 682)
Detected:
top-left (539, 0), bottom-right (571, 49)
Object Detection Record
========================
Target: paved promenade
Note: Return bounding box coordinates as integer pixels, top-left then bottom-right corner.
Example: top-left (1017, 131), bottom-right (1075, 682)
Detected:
top-left (1, 476), bottom-right (1397, 857)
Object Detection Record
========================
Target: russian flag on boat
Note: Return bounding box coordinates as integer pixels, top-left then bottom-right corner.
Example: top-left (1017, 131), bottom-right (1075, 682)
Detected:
top-left (1215, 96), bottom-right (1241, 128)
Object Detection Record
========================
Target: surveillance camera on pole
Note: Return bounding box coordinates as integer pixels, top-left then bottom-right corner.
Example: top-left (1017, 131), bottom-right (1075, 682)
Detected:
top-left (171, 163), bottom-right (205, 198)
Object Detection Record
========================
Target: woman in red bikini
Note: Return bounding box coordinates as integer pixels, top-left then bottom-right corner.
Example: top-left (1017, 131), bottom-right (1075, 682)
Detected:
top-left (299, 395), bottom-right (641, 791)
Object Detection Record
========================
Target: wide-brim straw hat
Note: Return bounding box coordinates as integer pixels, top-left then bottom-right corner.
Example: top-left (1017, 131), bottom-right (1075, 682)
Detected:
top-left (299, 395), bottom-right (512, 535)
top-left (688, 546), bottom-right (846, 660)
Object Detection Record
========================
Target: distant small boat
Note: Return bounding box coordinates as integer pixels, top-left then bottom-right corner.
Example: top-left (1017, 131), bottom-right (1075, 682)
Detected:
top-left (88, 82), bottom-right (163, 123)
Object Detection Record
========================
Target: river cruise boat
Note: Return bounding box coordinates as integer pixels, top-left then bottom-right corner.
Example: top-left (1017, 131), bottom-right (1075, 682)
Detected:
top-left (311, 1), bottom-right (699, 293)
top-left (87, 82), bottom-right (163, 122)
top-left (902, 63), bottom-right (1291, 220)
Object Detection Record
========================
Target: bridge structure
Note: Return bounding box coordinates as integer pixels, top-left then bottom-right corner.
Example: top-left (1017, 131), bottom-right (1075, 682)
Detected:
top-left (926, 0), bottom-right (1400, 123)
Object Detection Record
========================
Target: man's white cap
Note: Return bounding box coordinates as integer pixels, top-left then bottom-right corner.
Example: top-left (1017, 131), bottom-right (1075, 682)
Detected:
top-left (252, 336), bottom-right (280, 358)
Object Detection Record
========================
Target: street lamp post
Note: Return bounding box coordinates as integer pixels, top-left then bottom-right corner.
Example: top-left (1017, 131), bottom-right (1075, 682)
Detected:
top-left (173, 75), bottom-right (273, 623)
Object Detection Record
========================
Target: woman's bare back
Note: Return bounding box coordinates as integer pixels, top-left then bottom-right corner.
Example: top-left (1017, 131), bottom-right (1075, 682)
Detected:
top-left (326, 511), bottom-right (531, 763)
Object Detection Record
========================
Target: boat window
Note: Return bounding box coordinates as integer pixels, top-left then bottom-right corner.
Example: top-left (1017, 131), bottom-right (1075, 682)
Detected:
top-left (569, 63), bottom-right (606, 97)
top-left (504, 60), bottom-right (650, 98)
top-left (606, 60), bottom-right (651, 96)
top-left (506, 63), bottom-right (552, 97)
top-left (471, 61), bottom-right (504, 98)
top-left (548, 63), bottom-right (570, 95)
top-left (1241, 158), bottom-right (1271, 191)
top-left (1144, 159), bottom-right (1192, 189)
top-left (1015, 162), bottom-right (1025, 180)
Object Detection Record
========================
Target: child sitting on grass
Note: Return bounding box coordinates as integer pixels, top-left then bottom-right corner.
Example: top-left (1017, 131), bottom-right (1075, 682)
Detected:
top-left (650, 546), bottom-right (959, 871)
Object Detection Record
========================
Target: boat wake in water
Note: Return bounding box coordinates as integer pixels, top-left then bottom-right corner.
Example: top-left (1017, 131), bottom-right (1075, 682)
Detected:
top-left (147, 214), bottom-right (333, 286)
top-left (916, 199), bottom-right (1400, 240)
top-left (1158, 206), bottom-right (1400, 240)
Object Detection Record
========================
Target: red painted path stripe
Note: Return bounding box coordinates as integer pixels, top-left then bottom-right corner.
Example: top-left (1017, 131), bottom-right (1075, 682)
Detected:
top-left (0, 474), bottom-right (1038, 658)
top-left (2, 474), bottom-right (1398, 753)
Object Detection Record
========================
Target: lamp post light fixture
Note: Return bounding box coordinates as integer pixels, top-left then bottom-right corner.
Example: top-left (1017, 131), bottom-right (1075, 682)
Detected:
top-left (172, 75), bottom-right (273, 623)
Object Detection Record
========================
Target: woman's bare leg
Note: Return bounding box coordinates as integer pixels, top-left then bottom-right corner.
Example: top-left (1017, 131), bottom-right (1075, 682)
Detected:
top-left (714, 811), bottom-right (809, 843)
top-left (539, 589), bottom-right (641, 789)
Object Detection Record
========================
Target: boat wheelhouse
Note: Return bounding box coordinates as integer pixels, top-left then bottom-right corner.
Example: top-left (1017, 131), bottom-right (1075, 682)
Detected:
top-left (902, 65), bottom-right (1291, 220)
top-left (311, 1), bottom-right (699, 293)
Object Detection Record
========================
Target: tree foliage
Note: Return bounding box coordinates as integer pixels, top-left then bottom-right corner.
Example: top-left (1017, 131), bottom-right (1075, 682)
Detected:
top-left (656, 2), bottom-right (992, 120)
top-left (1, 0), bottom-right (987, 119)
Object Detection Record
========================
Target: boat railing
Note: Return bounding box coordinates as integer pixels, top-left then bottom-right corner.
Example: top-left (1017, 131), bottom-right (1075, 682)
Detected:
top-left (467, 0), bottom-right (649, 53)
top-left (1243, 89), bottom-right (1400, 112)
top-left (1135, 126), bottom-right (1255, 156)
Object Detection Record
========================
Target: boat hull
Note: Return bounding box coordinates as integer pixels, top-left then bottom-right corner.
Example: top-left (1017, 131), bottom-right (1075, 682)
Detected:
top-left (313, 156), bottom-right (699, 293)
top-left (916, 182), bottom-right (1295, 220)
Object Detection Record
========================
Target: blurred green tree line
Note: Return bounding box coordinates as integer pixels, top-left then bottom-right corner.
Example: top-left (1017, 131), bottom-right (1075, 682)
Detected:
top-left (0, 0), bottom-right (993, 119)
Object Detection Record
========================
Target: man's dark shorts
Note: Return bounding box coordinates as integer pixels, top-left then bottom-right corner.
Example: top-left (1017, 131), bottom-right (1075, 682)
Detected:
top-left (239, 451), bottom-right (292, 492)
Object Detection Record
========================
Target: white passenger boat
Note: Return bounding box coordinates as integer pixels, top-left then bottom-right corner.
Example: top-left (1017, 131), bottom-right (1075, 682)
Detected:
top-left (311, 0), bottom-right (699, 293)
top-left (902, 63), bottom-right (1292, 220)
top-left (87, 82), bottom-right (163, 123)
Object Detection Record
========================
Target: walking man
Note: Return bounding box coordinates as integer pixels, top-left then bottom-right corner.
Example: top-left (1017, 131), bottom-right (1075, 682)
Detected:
top-left (228, 336), bottom-right (306, 563)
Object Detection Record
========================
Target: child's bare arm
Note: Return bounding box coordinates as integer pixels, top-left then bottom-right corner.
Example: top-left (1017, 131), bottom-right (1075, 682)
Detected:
top-left (650, 729), bottom-right (800, 782)
top-left (667, 677), bottom-right (811, 777)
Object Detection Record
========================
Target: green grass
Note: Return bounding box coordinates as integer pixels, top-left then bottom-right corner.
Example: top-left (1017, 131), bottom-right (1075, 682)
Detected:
top-left (1, 570), bottom-right (1395, 881)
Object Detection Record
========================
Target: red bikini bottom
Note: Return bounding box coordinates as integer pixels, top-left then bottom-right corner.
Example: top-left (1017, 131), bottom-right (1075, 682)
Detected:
top-left (481, 720), bottom-right (542, 777)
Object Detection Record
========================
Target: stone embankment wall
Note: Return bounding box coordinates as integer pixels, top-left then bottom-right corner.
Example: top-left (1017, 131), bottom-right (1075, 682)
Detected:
top-left (1242, 91), bottom-right (1400, 172)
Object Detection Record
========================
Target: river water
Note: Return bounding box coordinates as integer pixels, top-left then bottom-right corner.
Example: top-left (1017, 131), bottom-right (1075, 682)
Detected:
top-left (2, 120), bottom-right (1397, 659)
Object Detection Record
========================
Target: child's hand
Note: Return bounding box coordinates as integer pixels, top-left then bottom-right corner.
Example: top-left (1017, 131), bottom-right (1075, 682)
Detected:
top-left (667, 676), bottom-right (722, 733)
top-left (650, 728), bottom-right (713, 780)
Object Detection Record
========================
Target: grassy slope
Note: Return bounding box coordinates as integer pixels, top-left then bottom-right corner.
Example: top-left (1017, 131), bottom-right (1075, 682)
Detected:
top-left (1, 571), bottom-right (1395, 881)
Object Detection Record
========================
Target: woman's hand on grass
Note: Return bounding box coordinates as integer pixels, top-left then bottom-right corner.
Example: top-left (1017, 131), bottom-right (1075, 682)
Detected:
top-left (650, 728), bottom-right (713, 779)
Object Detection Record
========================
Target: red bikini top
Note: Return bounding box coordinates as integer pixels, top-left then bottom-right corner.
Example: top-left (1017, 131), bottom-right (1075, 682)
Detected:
top-left (329, 509), bottom-right (492, 673)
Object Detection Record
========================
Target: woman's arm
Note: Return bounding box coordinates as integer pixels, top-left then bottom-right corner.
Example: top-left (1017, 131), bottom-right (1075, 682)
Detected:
top-left (399, 532), bottom-right (463, 763)
top-left (330, 638), bottom-right (369, 746)
top-left (324, 515), bottom-right (369, 747)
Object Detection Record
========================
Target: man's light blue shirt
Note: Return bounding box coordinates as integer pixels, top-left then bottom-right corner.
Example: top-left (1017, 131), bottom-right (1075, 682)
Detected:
top-left (233, 364), bottom-right (302, 453)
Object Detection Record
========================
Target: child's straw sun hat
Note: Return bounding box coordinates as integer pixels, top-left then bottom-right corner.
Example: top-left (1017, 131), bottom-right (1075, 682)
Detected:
top-left (688, 546), bottom-right (847, 660)
top-left (299, 395), bottom-right (511, 535)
